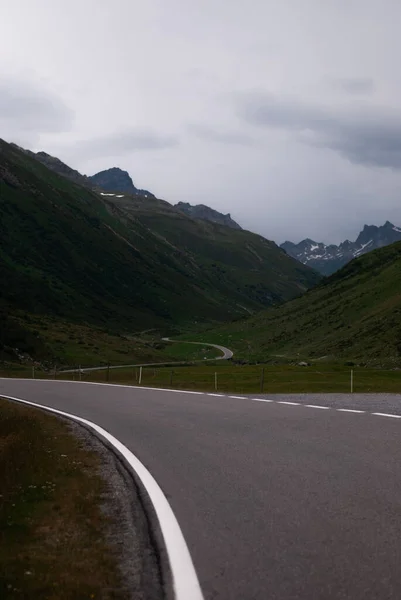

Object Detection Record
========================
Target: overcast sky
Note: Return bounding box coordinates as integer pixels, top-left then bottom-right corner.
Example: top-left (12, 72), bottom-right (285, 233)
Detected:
top-left (2, 0), bottom-right (401, 244)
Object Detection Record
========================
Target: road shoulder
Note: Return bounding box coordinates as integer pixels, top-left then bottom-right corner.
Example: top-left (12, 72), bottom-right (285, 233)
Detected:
top-left (0, 397), bottom-right (164, 600)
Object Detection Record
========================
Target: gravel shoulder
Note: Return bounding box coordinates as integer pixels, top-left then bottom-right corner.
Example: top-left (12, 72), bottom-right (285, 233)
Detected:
top-left (68, 419), bottom-right (165, 600)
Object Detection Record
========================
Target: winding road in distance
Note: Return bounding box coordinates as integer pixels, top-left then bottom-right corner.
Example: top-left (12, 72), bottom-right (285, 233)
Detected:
top-left (161, 337), bottom-right (234, 360)
top-left (2, 378), bottom-right (401, 599)
top-left (62, 339), bottom-right (233, 374)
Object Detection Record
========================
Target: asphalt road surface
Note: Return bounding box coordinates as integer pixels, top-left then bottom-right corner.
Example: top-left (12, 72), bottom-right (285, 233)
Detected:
top-left (2, 380), bottom-right (401, 599)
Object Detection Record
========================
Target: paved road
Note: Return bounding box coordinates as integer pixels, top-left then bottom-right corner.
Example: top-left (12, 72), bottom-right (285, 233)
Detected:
top-left (2, 380), bottom-right (401, 599)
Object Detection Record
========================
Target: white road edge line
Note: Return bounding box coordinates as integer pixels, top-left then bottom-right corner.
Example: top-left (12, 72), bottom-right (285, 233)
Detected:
top-left (337, 408), bottom-right (365, 414)
top-left (278, 401), bottom-right (300, 406)
top-left (304, 404), bottom-right (330, 410)
top-left (252, 398), bottom-right (274, 403)
top-left (228, 395), bottom-right (247, 400)
top-left (372, 412), bottom-right (401, 419)
top-left (0, 394), bottom-right (204, 600)
top-left (207, 393), bottom-right (224, 397)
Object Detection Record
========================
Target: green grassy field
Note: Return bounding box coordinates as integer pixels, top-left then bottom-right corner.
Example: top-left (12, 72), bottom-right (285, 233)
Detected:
top-left (1, 311), bottom-right (222, 370)
top-left (12, 363), bottom-right (401, 395)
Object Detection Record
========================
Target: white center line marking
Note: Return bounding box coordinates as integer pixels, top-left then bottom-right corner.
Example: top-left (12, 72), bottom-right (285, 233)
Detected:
top-left (337, 408), bottom-right (365, 414)
top-left (228, 395), bottom-right (246, 399)
top-left (305, 404), bottom-right (330, 410)
top-left (372, 412), bottom-right (401, 419)
top-left (278, 401), bottom-right (300, 406)
top-left (207, 393), bottom-right (224, 397)
top-left (252, 398), bottom-right (273, 403)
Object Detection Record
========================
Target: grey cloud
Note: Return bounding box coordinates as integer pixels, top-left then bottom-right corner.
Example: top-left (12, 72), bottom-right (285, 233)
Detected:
top-left (335, 77), bottom-right (375, 95)
top-left (187, 123), bottom-right (254, 146)
top-left (4, 0), bottom-right (401, 246)
top-left (0, 76), bottom-right (73, 137)
top-left (69, 129), bottom-right (179, 158)
top-left (237, 91), bottom-right (401, 169)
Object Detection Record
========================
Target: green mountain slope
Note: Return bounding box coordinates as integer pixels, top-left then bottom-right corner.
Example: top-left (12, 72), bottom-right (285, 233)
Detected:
top-left (0, 139), bottom-right (320, 353)
top-left (190, 242), bottom-right (401, 365)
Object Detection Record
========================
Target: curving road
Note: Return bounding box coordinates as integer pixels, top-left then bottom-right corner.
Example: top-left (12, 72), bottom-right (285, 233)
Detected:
top-left (2, 380), bottom-right (401, 599)
top-left (161, 337), bottom-right (234, 360)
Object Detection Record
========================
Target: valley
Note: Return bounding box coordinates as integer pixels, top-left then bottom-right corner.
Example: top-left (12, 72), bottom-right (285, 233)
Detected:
top-left (3, 138), bottom-right (401, 373)
top-left (0, 138), bottom-right (319, 369)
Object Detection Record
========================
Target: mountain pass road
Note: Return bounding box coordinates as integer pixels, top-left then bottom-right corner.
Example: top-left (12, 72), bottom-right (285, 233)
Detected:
top-left (161, 338), bottom-right (234, 360)
top-left (1, 380), bottom-right (401, 599)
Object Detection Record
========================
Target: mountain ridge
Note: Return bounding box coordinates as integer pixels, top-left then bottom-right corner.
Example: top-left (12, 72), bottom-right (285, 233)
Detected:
top-left (13, 145), bottom-right (155, 199)
top-left (16, 146), bottom-right (245, 232)
top-left (175, 202), bottom-right (242, 230)
top-left (281, 221), bottom-right (401, 275)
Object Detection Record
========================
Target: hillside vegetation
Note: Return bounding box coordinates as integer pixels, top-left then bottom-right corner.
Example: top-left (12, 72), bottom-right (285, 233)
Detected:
top-left (187, 241), bottom-right (401, 366)
top-left (0, 139), bottom-right (319, 365)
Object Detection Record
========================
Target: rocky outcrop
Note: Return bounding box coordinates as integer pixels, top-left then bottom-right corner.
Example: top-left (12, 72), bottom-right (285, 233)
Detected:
top-left (21, 149), bottom-right (92, 188)
top-left (175, 202), bottom-right (242, 230)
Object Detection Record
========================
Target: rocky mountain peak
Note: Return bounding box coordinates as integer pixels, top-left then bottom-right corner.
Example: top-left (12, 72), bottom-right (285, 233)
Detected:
top-left (89, 167), bottom-right (134, 193)
top-left (89, 167), bottom-right (154, 198)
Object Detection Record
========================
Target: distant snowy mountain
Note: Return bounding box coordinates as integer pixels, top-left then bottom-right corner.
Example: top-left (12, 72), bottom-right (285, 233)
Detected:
top-left (281, 221), bottom-right (401, 275)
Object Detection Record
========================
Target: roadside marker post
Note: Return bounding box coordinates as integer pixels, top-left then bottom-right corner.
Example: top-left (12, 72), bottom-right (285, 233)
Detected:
top-left (170, 370), bottom-right (173, 387)
top-left (351, 369), bottom-right (354, 393)
top-left (139, 366), bottom-right (143, 385)
top-left (32, 366), bottom-right (35, 379)
top-left (214, 372), bottom-right (218, 391)
top-left (260, 368), bottom-right (265, 393)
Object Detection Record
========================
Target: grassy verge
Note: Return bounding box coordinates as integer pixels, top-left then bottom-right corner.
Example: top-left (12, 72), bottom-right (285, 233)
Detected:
top-left (50, 363), bottom-right (401, 394)
top-left (0, 398), bottom-right (126, 599)
top-left (4, 313), bottom-right (221, 371)
top-left (157, 342), bottom-right (220, 362)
